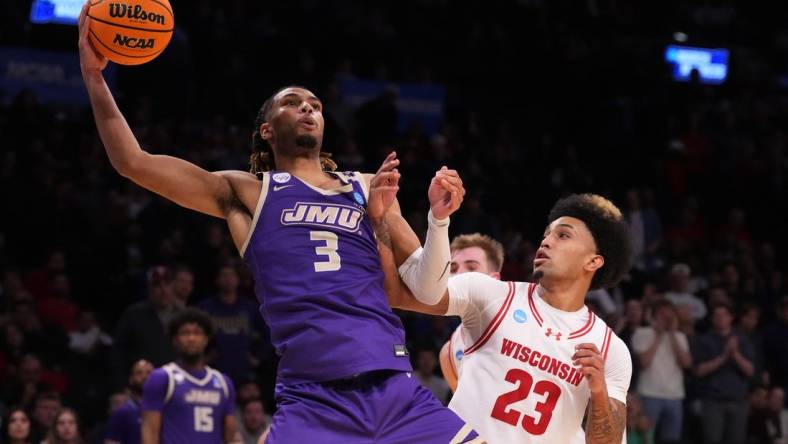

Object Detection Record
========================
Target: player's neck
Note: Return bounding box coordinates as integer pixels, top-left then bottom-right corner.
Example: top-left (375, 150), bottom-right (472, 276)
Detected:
top-left (274, 153), bottom-right (329, 184)
top-left (178, 359), bottom-right (206, 373)
top-left (536, 279), bottom-right (588, 312)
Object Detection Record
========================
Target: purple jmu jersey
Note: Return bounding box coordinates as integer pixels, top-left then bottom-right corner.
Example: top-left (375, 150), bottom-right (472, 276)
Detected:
top-left (104, 399), bottom-right (141, 444)
top-left (240, 171), bottom-right (411, 384)
top-left (142, 363), bottom-right (236, 444)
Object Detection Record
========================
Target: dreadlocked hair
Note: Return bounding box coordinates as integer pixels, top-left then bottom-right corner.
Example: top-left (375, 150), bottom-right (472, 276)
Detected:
top-left (249, 86), bottom-right (337, 177)
top-left (547, 193), bottom-right (632, 290)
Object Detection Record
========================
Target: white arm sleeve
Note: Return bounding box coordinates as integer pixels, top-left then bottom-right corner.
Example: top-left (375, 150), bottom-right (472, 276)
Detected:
top-left (397, 210), bottom-right (451, 305)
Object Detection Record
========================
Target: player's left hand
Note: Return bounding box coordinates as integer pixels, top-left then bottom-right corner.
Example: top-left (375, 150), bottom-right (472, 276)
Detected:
top-left (428, 166), bottom-right (465, 220)
top-left (368, 151), bottom-right (401, 220)
top-left (573, 343), bottom-right (607, 395)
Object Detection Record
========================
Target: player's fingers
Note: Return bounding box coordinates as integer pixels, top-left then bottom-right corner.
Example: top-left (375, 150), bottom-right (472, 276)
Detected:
top-left (372, 171), bottom-right (400, 186)
top-left (436, 173), bottom-right (463, 187)
top-left (436, 168), bottom-right (460, 179)
top-left (573, 356), bottom-right (603, 370)
top-left (376, 152), bottom-right (397, 172)
top-left (575, 343), bottom-right (601, 354)
top-left (376, 158), bottom-right (400, 175)
top-left (571, 349), bottom-right (600, 360)
top-left (79, 1), bottom-right (88, 29)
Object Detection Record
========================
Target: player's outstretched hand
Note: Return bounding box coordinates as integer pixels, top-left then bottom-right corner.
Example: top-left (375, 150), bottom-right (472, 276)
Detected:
top-left (428, 166), bottom-right (465, 220)
top-left (368, 151), bottom-right (401, 220)
top-left (572, 343), bottom-right (607, 395)
top-left (78, 1), bottom-right (108, 73)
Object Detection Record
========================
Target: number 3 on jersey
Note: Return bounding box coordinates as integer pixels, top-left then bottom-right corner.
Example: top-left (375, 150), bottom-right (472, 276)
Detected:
top-left (310, 231), bottom-right (341, 272)
top-left (490, 368), bottom-right (561, 435)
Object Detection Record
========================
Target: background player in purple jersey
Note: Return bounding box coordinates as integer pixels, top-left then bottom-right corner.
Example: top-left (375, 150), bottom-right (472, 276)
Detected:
top-left (105, 359), bottom-right (154, 444)
top-left (141, 309), bottom-right (239, 444)
top-left (78, 4), bottom-right (479, 440)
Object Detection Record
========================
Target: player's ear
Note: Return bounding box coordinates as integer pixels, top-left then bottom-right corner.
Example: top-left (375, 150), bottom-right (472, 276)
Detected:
top-left (260, 122), bottom-right (272, 142)
top-left (584, 254), bottom-right (604, 273)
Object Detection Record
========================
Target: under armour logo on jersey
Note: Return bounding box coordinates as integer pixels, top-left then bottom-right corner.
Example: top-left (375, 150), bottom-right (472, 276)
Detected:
top-left (545, 328), bottom-right (562, 341)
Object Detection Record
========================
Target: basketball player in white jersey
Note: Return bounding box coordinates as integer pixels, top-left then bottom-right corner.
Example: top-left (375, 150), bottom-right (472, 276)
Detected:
top-left (440, 233), bottom-right (505, 391)
top-left (381, 193), bottom-right (633, 444)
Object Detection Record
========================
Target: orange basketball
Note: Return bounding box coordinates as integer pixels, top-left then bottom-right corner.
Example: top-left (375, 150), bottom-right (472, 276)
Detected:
top-left (87, 0), bottom-right (174, 66)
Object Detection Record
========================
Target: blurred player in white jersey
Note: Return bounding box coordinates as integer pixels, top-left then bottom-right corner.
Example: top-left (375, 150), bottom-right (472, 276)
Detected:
top-left (380, 193), bottom-right (633, 443)
top-left (440, 233), bottom-right (505, 391)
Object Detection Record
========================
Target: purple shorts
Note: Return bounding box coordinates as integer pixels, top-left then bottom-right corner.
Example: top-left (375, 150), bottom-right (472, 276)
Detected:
top-left (266, 370), bottom-right (479, 443)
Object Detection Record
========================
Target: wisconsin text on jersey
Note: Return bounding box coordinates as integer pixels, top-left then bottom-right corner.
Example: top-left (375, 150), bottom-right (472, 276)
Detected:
top-left (499, 338), bottom-right (585, 387)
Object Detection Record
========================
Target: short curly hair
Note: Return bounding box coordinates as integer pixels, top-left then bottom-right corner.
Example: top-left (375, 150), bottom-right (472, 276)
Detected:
top-left (547, 193), bottom-right (632, 289)
top-left (168, 308), bottom-right (214, 339)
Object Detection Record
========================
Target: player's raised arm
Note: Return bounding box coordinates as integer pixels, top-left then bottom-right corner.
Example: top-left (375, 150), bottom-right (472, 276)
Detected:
top-left (369, 162), bottom-right (465, 314)
top-left (78, 2), bottom-right (244, 220)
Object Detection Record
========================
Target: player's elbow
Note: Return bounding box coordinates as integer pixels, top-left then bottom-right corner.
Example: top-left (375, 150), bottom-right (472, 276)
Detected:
top-left (114, 150), bottom-right (147, 179)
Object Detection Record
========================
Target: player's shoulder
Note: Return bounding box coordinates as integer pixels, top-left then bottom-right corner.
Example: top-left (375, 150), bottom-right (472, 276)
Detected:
top-left (605, 329), bottom-right (633, 364)
top-left (215, 169), bottom-right (259, 181)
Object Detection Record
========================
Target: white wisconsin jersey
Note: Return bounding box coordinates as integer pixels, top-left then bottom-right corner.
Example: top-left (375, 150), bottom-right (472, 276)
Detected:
top-left (446, 273), bottom-right (632, 444)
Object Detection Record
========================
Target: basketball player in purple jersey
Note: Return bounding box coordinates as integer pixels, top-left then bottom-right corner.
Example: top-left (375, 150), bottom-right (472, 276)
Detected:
top-left (105, 359), bottom-right (154, 444)
top-left (142, 308), bottom-right (239, 444)
top-left (78, 3), bottom-right (479, 441)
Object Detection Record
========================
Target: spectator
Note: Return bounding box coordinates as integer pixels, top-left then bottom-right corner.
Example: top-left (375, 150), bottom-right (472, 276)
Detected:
top-left (68, 311), bottom-right (112, 356)
top-left (35, 274), bottom-right (78, 332)
top-left (43, 408), bottom-right (84, 444)
top-left (238, 398), bottom-right (270, 444)
top-left (1, 407), bottom-right (33, 444)
top-left (171, 266), bottom-right (194, 309)
top-left (624, 188), bottom-right (663, 272)
top-left (766, 387), bottom-right (788, 444)
top-left (694, 304), bottom-right (755, 444)
top-left (30, 392), bottom-right (62, 443)
top-left (85, 390), bottom-right (127, 444)
top-left (1, 354), bottom-right (53, 408)
top-left (111, 266), bottom-right (177, 388)
top-left (631, 299), bottom-right (692, 444)
top-left (665, 263), bottom-right (707, 322)
top-left (764, 297), bottom-right (788, 395)
top-left (626, 392), bottom-right (654, 444)
top-left (738, 303), bottom-right (767, 384)
top-left (413, 347), bottom-right (450, 406)
top-left (746, 385), bottom-right (771, 444)
top-left (198, 264), bottom-right (269, 383)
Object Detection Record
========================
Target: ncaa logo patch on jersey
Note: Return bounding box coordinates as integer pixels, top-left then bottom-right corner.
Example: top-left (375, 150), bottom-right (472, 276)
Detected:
top-left (353, 191), bottom-right (365, 206)
top-left (455, 350), bottom-right (464, 361)
top-left (212, 376), bottom-right (222, 388)
top-left (174, 373), bottom-right (184, 384)
top-left (272, 172), bottom-right (291, 183)
top-left (513, 309), bottom-right (528, 323)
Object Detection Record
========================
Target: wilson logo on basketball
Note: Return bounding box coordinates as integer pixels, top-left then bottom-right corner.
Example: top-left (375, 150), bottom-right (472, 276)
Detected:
top-left (108, 3), bottom-right (166, 25)
top-left (113, 34), bottom-right (155, 49)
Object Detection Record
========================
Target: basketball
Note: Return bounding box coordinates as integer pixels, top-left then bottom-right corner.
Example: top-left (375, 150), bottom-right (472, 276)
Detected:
top-left (87, 0), bottom-right (174, 66)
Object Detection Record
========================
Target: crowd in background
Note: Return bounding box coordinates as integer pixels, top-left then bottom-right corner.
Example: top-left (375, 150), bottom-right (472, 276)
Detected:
top-left (1, 0), bottom-right (788, 443)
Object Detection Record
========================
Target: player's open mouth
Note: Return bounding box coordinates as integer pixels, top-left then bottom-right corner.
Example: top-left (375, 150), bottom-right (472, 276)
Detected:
top-left (534, 250), bottom-right (550, 265)
top-left (298, 118), bottom-right (317, 129)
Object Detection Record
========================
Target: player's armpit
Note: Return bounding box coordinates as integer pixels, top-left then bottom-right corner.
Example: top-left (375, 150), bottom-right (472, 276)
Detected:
top-left (439, 340), bottom-right (459, 392)
top-left (585, 398), bottom-right (626, 444)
